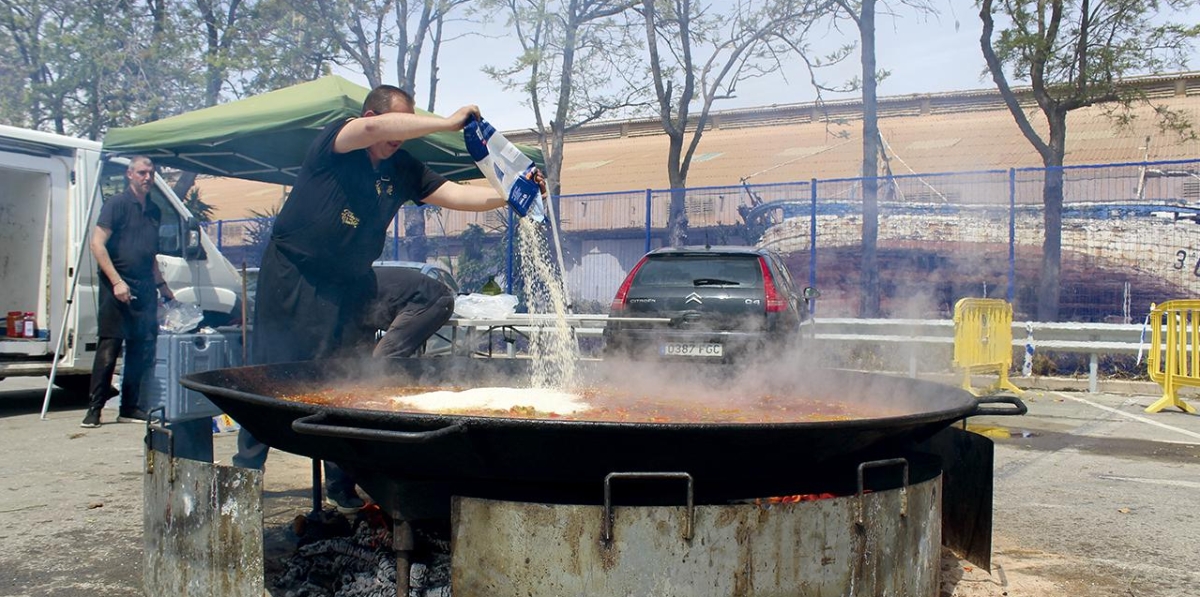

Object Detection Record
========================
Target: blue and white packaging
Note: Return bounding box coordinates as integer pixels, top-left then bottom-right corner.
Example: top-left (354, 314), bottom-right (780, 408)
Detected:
top-left (463, 117), bottom-right (546, 222)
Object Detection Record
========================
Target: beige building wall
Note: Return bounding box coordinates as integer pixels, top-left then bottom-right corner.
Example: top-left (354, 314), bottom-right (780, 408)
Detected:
top-left (195, 72), bottom-right (1200, 221)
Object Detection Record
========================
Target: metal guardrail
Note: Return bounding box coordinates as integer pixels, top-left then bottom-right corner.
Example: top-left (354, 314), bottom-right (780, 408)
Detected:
top-left (445, 315), bottom-right (666, 358)
top-left (811, 317), bottom-right (1146, 393)
top-left (447, 314), bottom-right (1149, 394)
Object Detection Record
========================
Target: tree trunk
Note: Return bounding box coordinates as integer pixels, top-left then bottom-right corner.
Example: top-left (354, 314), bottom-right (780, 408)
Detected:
top-left (1037, 113), bottom-right (1067, 321)
top-left (666, 134), bottom-right (688, 247)
top-left (858, 0), bottom-right (880, 318)
top-left (667, 188), bottom-right (689, 247)
top-left (425, 12), bottom-right (444, 112)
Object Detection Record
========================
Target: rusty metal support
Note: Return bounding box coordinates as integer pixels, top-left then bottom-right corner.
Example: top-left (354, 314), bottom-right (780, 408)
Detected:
top-left (394, 520), bottom-right (414, 596)
top-left (144, 444), bottom-right (263, 595)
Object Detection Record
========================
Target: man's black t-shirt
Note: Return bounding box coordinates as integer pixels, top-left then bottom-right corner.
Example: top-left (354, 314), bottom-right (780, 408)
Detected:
top-left (251, 118), bottom-right (450, 364)
top-left (271, 119), bottom-right (449, 281)
top-left (95, 189), bottom-right (162, 287)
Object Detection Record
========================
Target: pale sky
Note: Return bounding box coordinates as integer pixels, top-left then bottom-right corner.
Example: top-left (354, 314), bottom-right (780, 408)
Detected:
top-left (336, 4), bottom-right (1200, 131)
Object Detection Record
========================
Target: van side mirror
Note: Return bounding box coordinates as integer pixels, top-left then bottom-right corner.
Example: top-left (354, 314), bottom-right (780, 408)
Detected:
top-left (184, 217), bottom-right (206, 261)
top-left (803, 286), bottom-right (821, 300)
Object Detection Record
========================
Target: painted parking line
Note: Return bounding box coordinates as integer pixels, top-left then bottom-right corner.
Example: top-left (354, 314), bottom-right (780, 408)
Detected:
top-left (1050, 391), bottom-right (1200, 442)
top-left (1096, 474), bottom-right (1200, 489)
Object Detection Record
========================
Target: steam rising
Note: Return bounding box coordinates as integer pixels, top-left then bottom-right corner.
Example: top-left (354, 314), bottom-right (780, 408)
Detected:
top-left (259, 216), bottom-right (977, 421)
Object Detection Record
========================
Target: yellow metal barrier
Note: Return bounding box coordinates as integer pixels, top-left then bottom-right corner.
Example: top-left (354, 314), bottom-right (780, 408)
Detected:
top-left (953, 298), bottom-right (1023, 397)
top-left (1145, 301), bottom-right (1200, 414)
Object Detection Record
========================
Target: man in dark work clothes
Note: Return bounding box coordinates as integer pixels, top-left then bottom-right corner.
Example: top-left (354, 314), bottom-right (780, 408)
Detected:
top-left (233, 85), bottom-right (512, 512)
top-left (81, 156), bottom-right (175, 428)
top-left (361, 267), bottom-right (455, 358)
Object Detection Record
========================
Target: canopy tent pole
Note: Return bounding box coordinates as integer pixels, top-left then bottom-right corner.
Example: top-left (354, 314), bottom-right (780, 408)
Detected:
top-left (42, 158), bottom-right (107, 419)
top-left (543, 192), bottom-right (570, 309)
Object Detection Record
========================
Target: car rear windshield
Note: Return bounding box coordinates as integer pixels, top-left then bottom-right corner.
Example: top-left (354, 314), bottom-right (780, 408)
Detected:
top-left (633, 254), bottom-right (763, 287)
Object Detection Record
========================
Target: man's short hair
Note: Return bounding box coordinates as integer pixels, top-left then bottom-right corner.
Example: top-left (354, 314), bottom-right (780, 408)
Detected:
top-left (127, 156), bottom-right (153, 172)
top-left (363, 85), bottom-right (415, 115)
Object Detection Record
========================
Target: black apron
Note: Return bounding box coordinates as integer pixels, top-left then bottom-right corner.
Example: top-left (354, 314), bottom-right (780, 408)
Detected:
top-left (97, 277), bottom-right (159, 340)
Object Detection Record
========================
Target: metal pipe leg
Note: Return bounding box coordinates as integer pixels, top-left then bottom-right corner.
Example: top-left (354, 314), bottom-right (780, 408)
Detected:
top-left (394, 520), bottom-right (414, 595)
top-left (1089, 353), bottom-right (1099, 394)
top-left (311, 459), bottom-right (322, 514)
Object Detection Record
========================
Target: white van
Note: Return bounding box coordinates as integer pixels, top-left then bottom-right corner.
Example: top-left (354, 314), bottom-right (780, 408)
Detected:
top-left (0, 124), bottom-right (243, 393)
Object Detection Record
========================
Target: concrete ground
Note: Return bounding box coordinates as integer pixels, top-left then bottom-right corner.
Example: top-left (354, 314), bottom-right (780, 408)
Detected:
top-left (0, 375), bottom-right (1197, 597)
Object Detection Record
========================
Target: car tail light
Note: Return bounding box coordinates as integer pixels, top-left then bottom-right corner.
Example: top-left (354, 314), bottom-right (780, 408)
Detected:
top-left (610, 256), bottom-right (650, 312)
top-left (758, 257), bottom-right (787, 313)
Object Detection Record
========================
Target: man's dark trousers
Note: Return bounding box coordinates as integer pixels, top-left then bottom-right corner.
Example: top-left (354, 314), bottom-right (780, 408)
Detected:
top-left (86, 333), bottom-right (156, 412)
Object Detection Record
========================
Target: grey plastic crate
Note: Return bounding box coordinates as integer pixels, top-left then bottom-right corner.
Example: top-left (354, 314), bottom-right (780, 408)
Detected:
top-left (216, 326), bottom-right (251, 367)
top-left (142, 332), bottom-right (230, 422)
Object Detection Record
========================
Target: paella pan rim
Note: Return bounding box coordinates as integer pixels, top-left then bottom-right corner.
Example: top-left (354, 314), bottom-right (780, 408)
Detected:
top-left (178, 358), bottom-right (1018, 489)
top-left (179, 359), bottom-right (981, 432)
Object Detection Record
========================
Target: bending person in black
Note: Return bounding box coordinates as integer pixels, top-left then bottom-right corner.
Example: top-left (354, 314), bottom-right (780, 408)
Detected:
top-left (362, 267), bottom-right (456, 358)
top-left (233, 85), bottom-right (509, 512)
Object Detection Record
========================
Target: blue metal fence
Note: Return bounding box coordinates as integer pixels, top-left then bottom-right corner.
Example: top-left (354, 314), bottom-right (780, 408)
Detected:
top-left (206, 158), bottom-right (1200, 322)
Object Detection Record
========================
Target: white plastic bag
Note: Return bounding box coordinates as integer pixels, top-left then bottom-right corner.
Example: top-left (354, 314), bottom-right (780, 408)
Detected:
top-left (454, 293), bottom-right (519, 320)
top-left (159, 300), bottom-right (204, 334)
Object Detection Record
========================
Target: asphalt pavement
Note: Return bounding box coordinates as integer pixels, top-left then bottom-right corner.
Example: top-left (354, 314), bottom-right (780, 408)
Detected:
top-left (0, 374), bottom-right (1197, 597)
top-left (972, 387), bottom-right (1200, 597)
top-left (0, 377), bottom-right (310, 597)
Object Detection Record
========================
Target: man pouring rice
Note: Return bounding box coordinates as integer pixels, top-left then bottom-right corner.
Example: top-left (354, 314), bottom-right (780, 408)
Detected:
top-left (235, 84), bottom-right (541, 511)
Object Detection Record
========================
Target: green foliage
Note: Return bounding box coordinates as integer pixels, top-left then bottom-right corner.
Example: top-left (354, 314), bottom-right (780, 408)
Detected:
top-left (981, 0), bottom-right (1200, 138)
top-left (229, 0), bottom-right (339, 96)
top-left (183, 187), bottom-right (217, 223)
top-left (245, 205), bottom-right (281, 265)
top-left (0, 0), bottom-right (348, 137)
top-left (454, 224), bottom-right (508, 294)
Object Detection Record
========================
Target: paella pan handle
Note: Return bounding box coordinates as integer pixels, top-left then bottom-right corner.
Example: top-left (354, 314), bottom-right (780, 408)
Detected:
top-left (292, 413), bottom-right (467, 444)
top-left (603, 472), bottom-right (694, 544)
top-left (970, 395), bottom-right (1028, 417)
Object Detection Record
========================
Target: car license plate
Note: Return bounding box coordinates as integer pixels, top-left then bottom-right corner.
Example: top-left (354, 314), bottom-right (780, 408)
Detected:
top-left (661, 342), bottom-right (723, 357)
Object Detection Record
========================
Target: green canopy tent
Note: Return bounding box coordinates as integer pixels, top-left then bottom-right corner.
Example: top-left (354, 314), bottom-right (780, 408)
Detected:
top-left (103, 75), bottom-right (543, 185)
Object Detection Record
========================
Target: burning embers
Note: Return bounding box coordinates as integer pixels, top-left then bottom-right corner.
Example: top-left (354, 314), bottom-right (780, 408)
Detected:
top-left (272, 505), bottom-right (450, 597)
top-left (749, 492), bottom-right (838, 505)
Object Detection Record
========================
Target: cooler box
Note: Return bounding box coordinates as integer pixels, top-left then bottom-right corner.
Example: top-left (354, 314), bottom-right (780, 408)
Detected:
top-left (143, 332), bottom-right (232, 422)
top-left (216, 326), bottom-right (251, 367)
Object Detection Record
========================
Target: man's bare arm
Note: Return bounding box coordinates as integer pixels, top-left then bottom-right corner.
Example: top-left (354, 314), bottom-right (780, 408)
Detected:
top-left (422, 168), bottom-right (547, 213)
top-left (152, 260), bottom-right (174, 302)
top-left (334, 105), bottom-right (480, 154)
top-left (91, 226), bottom-right (131, 303)
top-left (421, 182), bottom-right (506, 212)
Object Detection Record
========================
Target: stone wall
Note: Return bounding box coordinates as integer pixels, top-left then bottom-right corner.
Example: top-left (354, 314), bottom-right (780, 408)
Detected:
top-left (763, 210), bottom-right (1200, 318)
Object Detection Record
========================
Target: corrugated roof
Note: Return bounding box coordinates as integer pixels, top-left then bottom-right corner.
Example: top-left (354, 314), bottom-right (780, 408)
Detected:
top-left (197, 72), bottom-right (1200, 218)
top-left (545, 95), bottom-right (1200, 194)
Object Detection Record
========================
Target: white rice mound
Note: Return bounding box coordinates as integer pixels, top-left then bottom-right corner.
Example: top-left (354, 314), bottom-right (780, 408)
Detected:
top-left (390, 386), bottom-right (589, 415)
